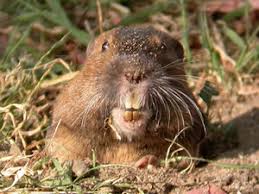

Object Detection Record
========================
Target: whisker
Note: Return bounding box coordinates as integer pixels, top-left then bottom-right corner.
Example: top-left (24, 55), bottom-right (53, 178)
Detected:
top-left (155, 78), bottom-right (194, 129)
top-left (149, 90), bottom-right (159, 122)
top-left (155, 85), bottom-right (181, 130)
top-left (173, 88), bottom-right (207, 135)
top-left (167, 87), bottom-right (193, 125)
top-left (160, 76), bottom-right (218, 96)
top-left (158, 58), bottom-right (201, 72)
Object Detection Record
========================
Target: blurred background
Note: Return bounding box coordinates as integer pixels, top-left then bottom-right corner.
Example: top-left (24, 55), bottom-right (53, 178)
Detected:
top-left (0, 0), bottom-right (259, 193)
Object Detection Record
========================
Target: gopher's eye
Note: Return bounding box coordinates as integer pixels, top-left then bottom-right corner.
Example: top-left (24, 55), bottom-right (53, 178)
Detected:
top-left (102, 41), bottom-right (109, 52)
top-left (161, 43), bottom-right (167, 50)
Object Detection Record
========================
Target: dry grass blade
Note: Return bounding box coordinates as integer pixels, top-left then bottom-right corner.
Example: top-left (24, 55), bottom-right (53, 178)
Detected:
top-left (28, 58), bottom-right (71, 102)
top-left (40, 72), bottom-right (78, 89)
top-left (0, 161), bottom-right (33, 192)
top-left (96, 0), bottom-right (103, 34)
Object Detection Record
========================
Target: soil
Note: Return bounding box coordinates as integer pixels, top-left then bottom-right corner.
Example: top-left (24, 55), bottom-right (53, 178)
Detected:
top-left (79, 78), bottom-right (259, 194)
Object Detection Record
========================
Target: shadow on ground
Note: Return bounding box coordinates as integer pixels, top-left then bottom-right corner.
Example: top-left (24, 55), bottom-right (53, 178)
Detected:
top-left (202, 92), bottom-right (259, 160)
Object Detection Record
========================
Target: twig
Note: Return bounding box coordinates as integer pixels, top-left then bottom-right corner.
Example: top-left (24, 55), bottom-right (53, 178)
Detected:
top-left (40, 71), bottom-right (78, 89)
top-left (27, 58), bottom-right (71, 102)
top-left (32, 22), bottom-right (65, 36)
top-left (96, 0), bottom-right (103, 33)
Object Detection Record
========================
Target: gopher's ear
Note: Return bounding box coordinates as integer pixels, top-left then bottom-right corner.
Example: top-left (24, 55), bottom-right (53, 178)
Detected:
top-left (172, 39), bottom-right (184, 60)
top-left (160, 38), bottom-right (184, 65)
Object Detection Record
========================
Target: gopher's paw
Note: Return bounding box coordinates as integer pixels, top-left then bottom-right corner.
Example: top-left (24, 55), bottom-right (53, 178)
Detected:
top-left (71, 159), bottom-right (91, 177)
top-left (134, 155), bottom-right (158, 169)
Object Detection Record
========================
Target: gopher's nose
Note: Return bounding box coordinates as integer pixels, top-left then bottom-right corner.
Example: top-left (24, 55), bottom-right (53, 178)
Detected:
top-left (125, 71), bottom-right (145, 84)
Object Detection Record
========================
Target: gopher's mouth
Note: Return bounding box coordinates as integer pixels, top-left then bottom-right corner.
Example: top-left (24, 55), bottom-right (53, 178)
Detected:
top-left (108, 91), bottom-right (151, 141)
top-left (123, 108), bottom-right (142, 122)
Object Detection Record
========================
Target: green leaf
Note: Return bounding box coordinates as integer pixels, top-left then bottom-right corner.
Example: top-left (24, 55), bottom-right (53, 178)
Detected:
top-left (221, 22), bottom-right (246, 50)
top-left (17, 0), bottom-right (90, 44)
top-left (199, 12), bottom-right (213, 51)
top-left (52, 158), bottom-right (64, 174)
top-left (0, 26), bottom-right (31, 69)
top-left (120, 1), bottom-right (174, 26)
top-left (223, 5), bottom-right (246, 22)
top-left (14, 12), bottom-right (41, 22)
top-left (46, 0), bottom-right (70, 26)
top-left (211, 51), bottom-right (224, 80)
top-left (237, 45), bottom-right (259, 71)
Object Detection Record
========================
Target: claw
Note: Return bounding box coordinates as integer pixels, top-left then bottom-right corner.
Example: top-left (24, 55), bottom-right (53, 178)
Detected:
top-left (134, 155), bottom-right (158, 169)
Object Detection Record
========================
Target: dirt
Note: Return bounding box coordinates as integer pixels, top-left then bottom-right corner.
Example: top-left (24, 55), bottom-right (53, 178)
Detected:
top-left (78, 79), bottom-right (259, 194)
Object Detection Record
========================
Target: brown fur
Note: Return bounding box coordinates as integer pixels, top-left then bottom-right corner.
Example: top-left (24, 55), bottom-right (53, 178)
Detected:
top-left (45, 26), bottom-right (206, 165)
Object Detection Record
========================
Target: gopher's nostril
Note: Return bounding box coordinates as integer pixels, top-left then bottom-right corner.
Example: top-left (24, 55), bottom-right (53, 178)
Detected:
top-left (125, 72), bottom-right (145, 84)
top-left (125, 72), bottom-right (132, 82)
